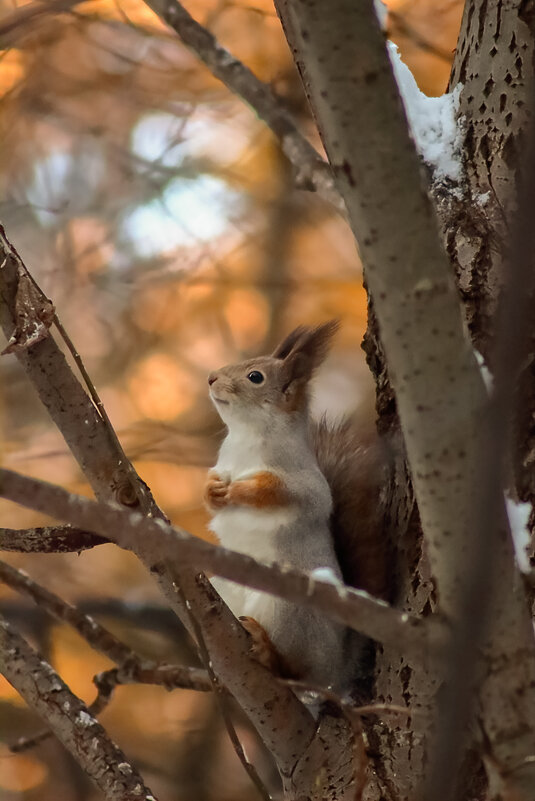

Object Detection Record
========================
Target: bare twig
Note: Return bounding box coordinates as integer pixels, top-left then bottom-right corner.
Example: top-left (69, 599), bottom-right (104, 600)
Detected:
top-left (0, 0), bottom-right (81, 47)
top-left (0, 225), bottom-right (161, 513)
top-left (0, 0), bottom-right (342, 211)
top-left (0, 525), bottom-right (107, 552)
top-left (0, 467), bottom-right (434, 657)
top-left (0, 613), bottom-right (157, 801)
top-left (0, 558), bottom-right (210, 687)
top-left (388, 11), bottom-right (453, 63)
top-left (52, 313), bottom-right (143, 507)
top-left (10, 662), bottom-right (211, 753)
top-left (0, 559), bottom-right (210, 755)
top-left (0, 558), bottom-right (133, 664)
top-left (139, 0), bottom-right (344, 213)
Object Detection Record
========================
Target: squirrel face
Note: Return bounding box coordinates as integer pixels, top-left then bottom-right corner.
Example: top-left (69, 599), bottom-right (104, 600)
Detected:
top-left (208, 355), bottom-right (303, 427)
top-left (208, 320), bottom-right (340, 428)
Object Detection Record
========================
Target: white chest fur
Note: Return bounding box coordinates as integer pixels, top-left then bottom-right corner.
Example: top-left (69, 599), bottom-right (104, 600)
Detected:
top-left (209, 426), bottom-right (294, 563)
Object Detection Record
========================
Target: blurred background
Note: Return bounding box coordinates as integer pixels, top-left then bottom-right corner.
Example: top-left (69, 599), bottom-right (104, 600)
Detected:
top-left (0, 1), bottom-right (462, 798)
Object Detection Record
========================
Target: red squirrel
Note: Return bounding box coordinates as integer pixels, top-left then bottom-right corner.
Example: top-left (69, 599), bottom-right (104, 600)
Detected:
top-left (204, 321), bottom-right (387, 690)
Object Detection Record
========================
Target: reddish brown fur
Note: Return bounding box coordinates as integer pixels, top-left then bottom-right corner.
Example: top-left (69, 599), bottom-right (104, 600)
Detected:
top-left (204, 471), bottom-right (288, 510)
top-left (227, 471), bottom-right (288, 508)
top-left (239, 616), bottom-right (282, 673)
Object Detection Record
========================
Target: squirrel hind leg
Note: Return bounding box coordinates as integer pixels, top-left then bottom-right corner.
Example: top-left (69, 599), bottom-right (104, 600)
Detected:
top-left (239, 616), bottom-right (282, 674)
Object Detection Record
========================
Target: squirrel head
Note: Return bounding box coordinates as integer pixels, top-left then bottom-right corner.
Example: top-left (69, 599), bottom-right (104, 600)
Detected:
top-left (208, 320), bottom-right (339, 428)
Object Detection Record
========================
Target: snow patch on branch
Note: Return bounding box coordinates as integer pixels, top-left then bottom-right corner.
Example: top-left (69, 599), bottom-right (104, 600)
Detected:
top-left (506, 496), bottom-right (532, 574)
top-left (474, 350), bottom-right (494, 394)
top-left (388, 42), bottom-right (463, 183)
top-left (309, 567), bottom-right (342, 585)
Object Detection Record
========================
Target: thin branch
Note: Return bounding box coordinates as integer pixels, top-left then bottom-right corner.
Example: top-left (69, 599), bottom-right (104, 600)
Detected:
top-left (0, 558), bottom-right (133, 665)
top-left (0, 0), bottom-right (80, 47)
top-left (0, 558), bottom-right (209, 687)
top-left (52, 313), bottom-right (143, 507)
top-left (139, 0), bottom-right (343, 213)
top-left (11, 662), bottom-right (211, 753)
top-left (0, 525), bottom-right (107, 552)
top-left (0, 598), bottom-right (186, 639)
top-left (0, 559), bottom-right (211, 756)
top-left (388, 11), bottom-right (454, 63)
top-left (0, 0), bottom-right (342, 211)
top-left (0, 467), bottom-right (435, 658)
top-left (0, 225), bottom-right (161, 513)
top-left (425, 68), bottom-right (535, 801)
top-left (0, 613), bottom-right (157, 801)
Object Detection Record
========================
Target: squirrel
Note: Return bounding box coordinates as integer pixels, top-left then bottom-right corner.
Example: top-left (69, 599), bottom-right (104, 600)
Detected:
top-left (204, 320), bottom-right (387, 691)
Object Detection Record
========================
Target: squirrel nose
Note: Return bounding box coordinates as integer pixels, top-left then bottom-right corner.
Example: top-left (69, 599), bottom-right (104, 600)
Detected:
top-left (208, 373), bottom-right (218, 386)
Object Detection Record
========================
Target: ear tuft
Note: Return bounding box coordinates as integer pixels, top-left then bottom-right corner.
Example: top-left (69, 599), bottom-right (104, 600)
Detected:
top-left (275, 320), bottom-right (339, 386)
top-left (272, 326), bottom-right (308, 360)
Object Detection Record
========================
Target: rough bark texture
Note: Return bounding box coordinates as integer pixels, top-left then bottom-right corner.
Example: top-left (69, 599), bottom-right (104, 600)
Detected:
top-left (446, 0), bottom-right (535, 568)
top-left (447, 0), bottom-right (535, 348)
top-left (275, 1), bottom-right (535, 798)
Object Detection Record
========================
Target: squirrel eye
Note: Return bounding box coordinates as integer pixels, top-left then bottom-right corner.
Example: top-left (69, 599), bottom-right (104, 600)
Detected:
top-left (247, 370), bottom-right (264, 384)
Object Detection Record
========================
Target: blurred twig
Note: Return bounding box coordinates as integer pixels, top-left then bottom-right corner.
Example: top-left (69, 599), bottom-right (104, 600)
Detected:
top-left (139, 0), bottom-right (344, 214)
top-left (0, 558), bottom-right (207, 683)
top-left (0, 0), bottom-right (82, 47)
top-left (0, 0), bottom-right (343, 211)
top-left (388, 10), bottom-right (454, 63)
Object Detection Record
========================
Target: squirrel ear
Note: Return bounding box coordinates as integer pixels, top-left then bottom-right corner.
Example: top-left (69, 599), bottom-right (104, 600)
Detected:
top-left (272, 326), bottom-right (308, 360)
top-left (277, 320), bottom-right (339, 388)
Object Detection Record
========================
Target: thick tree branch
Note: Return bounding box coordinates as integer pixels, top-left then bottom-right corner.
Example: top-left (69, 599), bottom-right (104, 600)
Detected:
top-left (274, 0), bottom-right (485, 618)
top-left (273, 0), bottom-right (535, 797)
top-left (0, 467), bottom-right (432, 658)
top-left (0, 613), bottom-right (157, 801)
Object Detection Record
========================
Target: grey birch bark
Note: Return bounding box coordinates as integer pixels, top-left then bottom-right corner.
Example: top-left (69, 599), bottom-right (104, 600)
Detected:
top-left (446, 0), bottom-right (535, 345)
top-left (274, 0), bottom-right (535, 798)
top-left (446, 1), bottom-right (535, 515)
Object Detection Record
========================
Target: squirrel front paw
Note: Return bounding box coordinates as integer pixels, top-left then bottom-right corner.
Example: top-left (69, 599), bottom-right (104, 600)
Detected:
top-left (204, 473), bottom-right (231, 510)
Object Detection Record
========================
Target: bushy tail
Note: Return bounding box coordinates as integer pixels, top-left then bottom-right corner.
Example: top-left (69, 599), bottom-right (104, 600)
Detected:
top-left (312, 417), bottom-right (391, 602)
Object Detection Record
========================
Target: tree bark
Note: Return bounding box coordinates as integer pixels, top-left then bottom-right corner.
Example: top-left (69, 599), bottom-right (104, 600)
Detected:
top-left (274, 1), bottom-right (535, 798)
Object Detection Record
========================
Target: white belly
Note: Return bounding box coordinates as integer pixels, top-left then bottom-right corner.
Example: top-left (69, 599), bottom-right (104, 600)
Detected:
top-left (209, 505), bottom-right (295, 563)
top-left (211, 577), bottom-right (279, 631)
